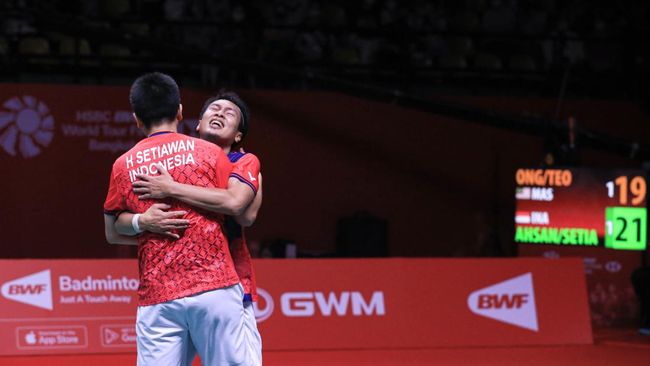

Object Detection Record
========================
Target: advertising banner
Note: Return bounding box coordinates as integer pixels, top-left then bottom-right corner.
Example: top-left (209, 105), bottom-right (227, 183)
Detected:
top-left (518, 244), bottom-right (642, 327)
top-left (0, 258), bottom-right (591, 355)
top-left (253, 258), bottom-right (592, 350)
top-left (0, 84), bottom-right (209, 260)
top-left (0, 260), bottom-right (137, 355)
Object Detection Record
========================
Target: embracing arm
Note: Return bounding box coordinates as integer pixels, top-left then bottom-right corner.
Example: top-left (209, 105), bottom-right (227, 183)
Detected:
top-left (234, 173), bottom-right (262, 227)
top-left (114, 203), bottom-right (190, 240)
top-left (104, 214), bottom-right (138, 245)
top-left (104, 165), bottom-right (137, 245)
top-left (133, 163), bottom-right (255, 217)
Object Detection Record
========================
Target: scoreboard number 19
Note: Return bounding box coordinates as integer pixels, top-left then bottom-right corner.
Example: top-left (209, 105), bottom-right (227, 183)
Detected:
top-left (605, 176), bottom-right (646, 205)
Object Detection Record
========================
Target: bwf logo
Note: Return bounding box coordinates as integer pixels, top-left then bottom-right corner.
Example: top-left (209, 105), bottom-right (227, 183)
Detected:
top-left (467, 273), bottom-right (538, 332)
top-left (1, 270), bottom-right (53, 310)
top-left (476, 293), bottom-right (530, 309)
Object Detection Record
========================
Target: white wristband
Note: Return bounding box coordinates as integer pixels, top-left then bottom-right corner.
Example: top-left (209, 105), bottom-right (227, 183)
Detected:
top-left (132, 214), bottom-right (144, 234)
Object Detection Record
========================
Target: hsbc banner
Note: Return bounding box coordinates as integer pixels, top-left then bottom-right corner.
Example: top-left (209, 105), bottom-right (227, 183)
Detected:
top-left (0, 258), bottom-right (591, 355)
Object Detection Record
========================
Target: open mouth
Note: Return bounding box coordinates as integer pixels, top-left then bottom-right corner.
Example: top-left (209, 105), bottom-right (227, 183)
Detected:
top-left (209, 119), bottom-right (224, 129)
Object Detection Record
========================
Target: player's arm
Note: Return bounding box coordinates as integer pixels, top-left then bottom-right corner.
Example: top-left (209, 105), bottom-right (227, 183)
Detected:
top-left (234, 172), bottom-right (262, 227)
top-left (132, 163), bottom-right (255, 217)
top-left (104, 214), bottom-right (138, 245)
top-left (114, 204), bottom-right (190, 239)
top-left (104, 164), bottom-right (138, 245)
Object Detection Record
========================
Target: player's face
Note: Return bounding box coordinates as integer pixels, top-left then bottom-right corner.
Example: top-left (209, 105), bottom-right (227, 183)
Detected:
top-left (197, 99), bottom-right (243, 145)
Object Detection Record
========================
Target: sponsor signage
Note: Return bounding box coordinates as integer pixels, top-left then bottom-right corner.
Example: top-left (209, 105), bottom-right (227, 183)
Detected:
top-left (0, 260), bottom-right (138, 355)
top-left (16, 326), bottom-right (87, 350)
top-left (278, 291), bottom-right (385, 317)
top-left (100, 325), bottom-right (137, 347)
top-left (0, 258), bottom-right (591, 355)
top-left (467, 273), bottom-right (538, 331)
top-left (519, 244), bottom-right (643, 327)
top-left (0, 93), bottom-right (198, 158)
top-left (252, 258), bottom-right (591, 350)
top-left (1, 270), bottom-right (53, 310)
top-left (0, 85), bottom-right (214, 267)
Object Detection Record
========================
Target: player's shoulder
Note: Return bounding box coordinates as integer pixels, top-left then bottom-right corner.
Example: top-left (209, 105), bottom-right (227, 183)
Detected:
top-left (180, 133), bottom-right (207, 145)
top-left (185, 134), bottom-right (219, 150)
top-left (228, 151), bottom-right (260, 165)
top-left (182, 134), bottom-right (226, 156)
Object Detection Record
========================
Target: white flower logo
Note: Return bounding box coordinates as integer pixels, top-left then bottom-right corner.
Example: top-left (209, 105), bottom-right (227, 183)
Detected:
top-left (0, 96), bottom-right (55, 158)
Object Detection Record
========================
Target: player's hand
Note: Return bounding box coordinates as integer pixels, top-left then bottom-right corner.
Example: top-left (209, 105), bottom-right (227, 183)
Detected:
top-left (133, 163), bottom-right (175, 199)
top-left (138, 203), bottom-right (189, 240)
top-left (239, 147), bottom-right (246, 153)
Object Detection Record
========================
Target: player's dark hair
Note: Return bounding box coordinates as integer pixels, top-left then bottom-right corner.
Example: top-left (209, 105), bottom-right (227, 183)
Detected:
top-left (129, 72), bottom-right (180, 128)
top-left (199, 90), bottom-right (250, 141)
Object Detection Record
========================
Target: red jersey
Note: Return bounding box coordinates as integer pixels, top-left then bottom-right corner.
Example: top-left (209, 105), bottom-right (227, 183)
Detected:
top-left (225, 151), bottom-right (261, 301)
top-left (104, 132), bottom-right (240, 306)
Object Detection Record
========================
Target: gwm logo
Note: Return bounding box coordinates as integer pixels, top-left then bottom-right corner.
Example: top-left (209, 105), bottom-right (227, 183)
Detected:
top-left (467, 273), bottom-right (538, 331)
top-left (253, 288), bottom-right (385, 323)
top-left (0, 96), bottom-right (55, 158)
top-left (1, 270), bottom-right (53, 310)
top-left (280, 291), bottom-right (385, 317)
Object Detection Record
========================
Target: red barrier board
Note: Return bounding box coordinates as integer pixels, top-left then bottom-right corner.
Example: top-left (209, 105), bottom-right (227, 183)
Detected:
top-left (518, 244), bottom-right (642, 327)
top-left (0, 260), bottom-right (138, 355)
top-left (0, 258), bottom-right (591, 355)
top-left (253, 258), bottom-right (592, 350)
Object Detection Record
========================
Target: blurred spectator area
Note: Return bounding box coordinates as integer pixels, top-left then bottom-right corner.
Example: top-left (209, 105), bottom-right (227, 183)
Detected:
top-left (0, 0), bottom-right (648, 97)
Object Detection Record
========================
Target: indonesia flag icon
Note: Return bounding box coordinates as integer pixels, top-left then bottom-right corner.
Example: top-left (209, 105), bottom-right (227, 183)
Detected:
top-left (515, 211), bottom-right (531, 224)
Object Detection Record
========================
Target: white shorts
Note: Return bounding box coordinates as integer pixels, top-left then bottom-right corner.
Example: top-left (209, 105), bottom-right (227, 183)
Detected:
top-left (243, 300), bottom-right (262, 366)
top-left (136, 284), bottom-right (250, 366)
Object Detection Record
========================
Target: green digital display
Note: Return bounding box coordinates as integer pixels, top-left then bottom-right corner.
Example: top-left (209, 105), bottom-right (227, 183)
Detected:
top-left (605, 207), bottom-right (647, 250)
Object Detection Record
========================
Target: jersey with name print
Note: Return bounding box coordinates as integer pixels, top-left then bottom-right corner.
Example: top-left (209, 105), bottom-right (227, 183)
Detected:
top-left (104, 132), bottom-right (239, 306)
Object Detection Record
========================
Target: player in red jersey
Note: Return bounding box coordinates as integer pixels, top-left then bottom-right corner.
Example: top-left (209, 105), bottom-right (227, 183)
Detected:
top-left (103, 73), bottom-right (254, 366)
top-left (136, 92), bottom-right (263, 364)
top-left (107, 91), bottom-right (263, 365)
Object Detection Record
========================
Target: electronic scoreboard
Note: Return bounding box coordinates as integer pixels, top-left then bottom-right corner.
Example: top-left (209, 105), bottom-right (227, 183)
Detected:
top-left (514, 168), bottom-right (647, 251)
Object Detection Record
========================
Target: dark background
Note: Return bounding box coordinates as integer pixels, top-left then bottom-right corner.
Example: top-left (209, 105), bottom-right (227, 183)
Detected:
top-left (1, 0), bottom-right (649, 260)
